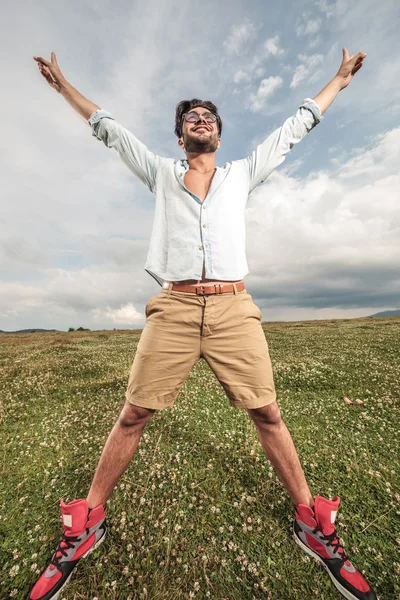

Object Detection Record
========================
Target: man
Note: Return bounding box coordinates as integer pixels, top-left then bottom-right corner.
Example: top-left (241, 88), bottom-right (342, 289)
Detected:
top-left (29, 48), bottom-right (374, 600)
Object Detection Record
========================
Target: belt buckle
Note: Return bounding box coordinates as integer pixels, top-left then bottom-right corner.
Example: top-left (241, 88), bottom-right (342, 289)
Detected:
top-left (195, 284), bottom-right (225, 295)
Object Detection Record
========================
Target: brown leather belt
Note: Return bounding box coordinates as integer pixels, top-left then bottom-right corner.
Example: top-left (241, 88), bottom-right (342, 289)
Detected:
top-left (167, 281), bottom-right (245, 295)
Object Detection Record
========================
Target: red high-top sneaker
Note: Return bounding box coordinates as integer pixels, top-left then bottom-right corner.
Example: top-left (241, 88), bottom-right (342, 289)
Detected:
top-left (294, 496), bottom-right (377, 600)
top-left (27, 499), bottom-right (106, 600)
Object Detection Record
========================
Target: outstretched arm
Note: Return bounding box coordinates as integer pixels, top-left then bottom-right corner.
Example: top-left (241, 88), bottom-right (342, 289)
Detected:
top-left (33, 52), bottom-right (162, 192)
top-left (33, 52), bottom-right (100, 121)
top-left (237, 47), bottom-right (367, 193)
top-left (313, 47), bottom-right (367, 114)
top-left (236, 98), bottom-right (323, 193)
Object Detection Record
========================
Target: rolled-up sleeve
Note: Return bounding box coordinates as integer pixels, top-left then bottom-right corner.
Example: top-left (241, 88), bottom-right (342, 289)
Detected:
top-left (88, 109), bottom-right (162, 193)
top-left (238, 98), bottom-right (323, 193)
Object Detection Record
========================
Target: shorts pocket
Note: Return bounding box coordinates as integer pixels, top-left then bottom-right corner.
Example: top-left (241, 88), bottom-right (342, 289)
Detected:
top-left (145, 292), bottom-right (170, 318)
top-left (145, 295), bottom-right (158, 318)
top-left (245, 293), bottom-right (262, 321)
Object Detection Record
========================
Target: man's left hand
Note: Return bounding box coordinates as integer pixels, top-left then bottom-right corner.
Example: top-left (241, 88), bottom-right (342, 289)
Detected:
top-left (336, 47), bottom-right (367, 90)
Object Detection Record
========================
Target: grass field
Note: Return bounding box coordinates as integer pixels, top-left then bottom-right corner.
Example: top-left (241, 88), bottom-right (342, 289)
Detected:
top-left (1, 317), bottom-right (399, 600)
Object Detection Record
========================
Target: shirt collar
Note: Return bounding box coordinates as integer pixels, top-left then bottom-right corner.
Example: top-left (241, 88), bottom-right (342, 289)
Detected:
top-left (179, 158), bottom-right (220, 172)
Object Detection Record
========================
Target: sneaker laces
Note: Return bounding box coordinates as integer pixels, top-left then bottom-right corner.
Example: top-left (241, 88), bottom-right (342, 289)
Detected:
top-left (312, 527), bottom-right (349, 563)
top-left (50, 531), bottom-right (82, 568)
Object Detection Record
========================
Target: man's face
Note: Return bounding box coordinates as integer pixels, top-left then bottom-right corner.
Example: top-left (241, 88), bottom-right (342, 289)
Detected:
top-left (179, 106), bottom-right (220, 155)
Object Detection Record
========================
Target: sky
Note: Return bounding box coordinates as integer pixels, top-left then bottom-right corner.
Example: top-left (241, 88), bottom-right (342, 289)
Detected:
top-left (1, 0), bottom-right (400, 331)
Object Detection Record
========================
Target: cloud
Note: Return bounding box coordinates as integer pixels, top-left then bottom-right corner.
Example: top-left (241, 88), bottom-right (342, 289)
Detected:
top-left (232, 55), bottom-right (264, 88)
top-left (290, 53), bottom-right (324, 88)
top-left (233, 70), bottom-right (251, 84)
top-left (5, 128), bottom-right (397, 326)
top-left (295, 16), bottom-right (322, 37)
top-left (2, 0), bottom-right (399, 329)
top-left (0, 263), bottom-right (153, 331)
top-left (336, 128), bottom-right (400, 180)
top-left (0, 235), bottom-right (50, 270)
top-left (316, 0), bottom-right (349, 18)
top-left (308, 35), bottom-right (321, 49)
top-left (223, 19), bottom-right (256, 55)
top-left (245, 126), bottom-right (400, 312)
top-left (249, 76), bottom-right (284, 112)
top-left (231, 35), bottom-right (284, 89)
top-left (93, 303), bottom-right (144, 324)
top-left (294, 14), bottom-right (322, 50)
top-left (264, 35), bottom-right (284, 57)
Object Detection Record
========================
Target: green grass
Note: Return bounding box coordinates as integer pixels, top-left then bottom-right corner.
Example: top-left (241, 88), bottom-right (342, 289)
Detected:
top-left (1, 317), bottom-right (399, 600)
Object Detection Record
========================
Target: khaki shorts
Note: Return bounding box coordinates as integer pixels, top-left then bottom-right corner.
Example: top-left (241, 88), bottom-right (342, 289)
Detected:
top-left (125, 284), bottom-right (276, 411)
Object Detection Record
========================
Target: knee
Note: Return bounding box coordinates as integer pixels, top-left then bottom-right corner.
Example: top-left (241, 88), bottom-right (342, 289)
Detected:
top-left (247, 401), bottom-right (283, 427)
top-left (117, 401), bottom-right (156, 430)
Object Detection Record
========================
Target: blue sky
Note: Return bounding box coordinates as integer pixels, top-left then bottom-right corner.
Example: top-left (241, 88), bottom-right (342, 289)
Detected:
top-left (1, 0), bottom-right (400, 330)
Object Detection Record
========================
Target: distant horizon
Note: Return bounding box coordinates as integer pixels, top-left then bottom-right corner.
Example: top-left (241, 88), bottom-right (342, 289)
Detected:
top-left (2, 308), bottom-right (400, 334)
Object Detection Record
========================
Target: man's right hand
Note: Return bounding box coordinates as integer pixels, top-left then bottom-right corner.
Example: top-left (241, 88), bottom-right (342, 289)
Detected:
top-left (33, 51), bottom-right (66, 93)
top-left (33, 52), bottom-right (101, 123)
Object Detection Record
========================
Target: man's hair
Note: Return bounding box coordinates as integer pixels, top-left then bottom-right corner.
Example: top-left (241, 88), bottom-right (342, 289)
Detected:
top-left (174, 99), bottom-right (222, 139)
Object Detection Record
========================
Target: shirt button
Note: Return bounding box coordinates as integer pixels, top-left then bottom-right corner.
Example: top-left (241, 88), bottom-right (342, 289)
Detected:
top-left (203, 224), bottom-right (206, 228)
top-left (203, 205), bottom-right (206, 209)
top-left (199, 245), bottom-right (204, 250)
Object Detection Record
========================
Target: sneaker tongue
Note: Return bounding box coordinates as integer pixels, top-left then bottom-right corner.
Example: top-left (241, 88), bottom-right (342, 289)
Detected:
top-left (314, 496), bottom-right (340, 535)
top-left (60, 498), bottom-right (89, 536)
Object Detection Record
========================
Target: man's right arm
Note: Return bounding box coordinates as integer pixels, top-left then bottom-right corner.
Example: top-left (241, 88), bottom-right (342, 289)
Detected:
top-left (33, 53), bottom-right (162, 193)
top-left (59, 79), bottom-right (101, 122)
top-left (86, 108), bottom-right (162, 193)
top-left (59, 81), bottom-right (161, 193)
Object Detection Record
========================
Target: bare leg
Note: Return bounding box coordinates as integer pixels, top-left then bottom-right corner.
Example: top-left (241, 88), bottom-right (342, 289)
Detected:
top-left (246, 401), bottom-right (313, 507)
top-left (86, 400), bottom-right (156, 508)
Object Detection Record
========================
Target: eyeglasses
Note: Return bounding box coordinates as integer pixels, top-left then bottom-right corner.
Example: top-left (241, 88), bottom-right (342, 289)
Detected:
top-left (182, 111), bottom-right (217, 124)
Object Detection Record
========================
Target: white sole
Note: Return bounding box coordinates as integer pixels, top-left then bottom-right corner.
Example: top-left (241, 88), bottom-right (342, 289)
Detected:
top-left (293, 531), bottom-right (363, 600)
top-left (48, 531), bottom-right (106, 600)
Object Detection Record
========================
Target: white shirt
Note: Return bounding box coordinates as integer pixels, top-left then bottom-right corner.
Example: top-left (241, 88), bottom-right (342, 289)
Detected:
top-left (88, 99), bottom-right (323, 286)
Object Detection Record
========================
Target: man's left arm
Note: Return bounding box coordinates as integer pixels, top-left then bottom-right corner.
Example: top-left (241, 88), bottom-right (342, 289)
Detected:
top-left (238, 47), bottom-right (367, 194)
top-left (313, 47), bottom-right (367, 113)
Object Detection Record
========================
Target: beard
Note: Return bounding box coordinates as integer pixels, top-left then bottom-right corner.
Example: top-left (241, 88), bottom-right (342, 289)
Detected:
top-left (183, 130), bottom-right (219, 154)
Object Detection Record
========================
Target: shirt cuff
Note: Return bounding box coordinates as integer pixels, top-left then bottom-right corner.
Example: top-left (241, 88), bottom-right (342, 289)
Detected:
top-left (301, 98), bottom-right (323, 124)
top-left (87, 109), bottom-right (115, 125)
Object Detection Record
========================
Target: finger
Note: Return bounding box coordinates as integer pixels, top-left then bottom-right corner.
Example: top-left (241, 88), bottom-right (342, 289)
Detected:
top-left (40, 70), bottom-right (52, 84)
top-left (33, 55), bottom-right (50, 67)
top-left (51, 51), bottom-right (58, 64)
top-left (352, 54), bottom-right (364, 67)
top-left (38, 66), bottom-right (49, 78)
top-left (352, 62), bottom-right (363, 75)
top-left (39, 64), bottom-right (56, 81)
top-left (342, 47), bottom-right (350, 62)
top-left (45, 74), bottom-right (57, 87)
top-left (38, 65), bottom-right (55, 85)
top-left (351, 54), bottom-right (366, 66)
